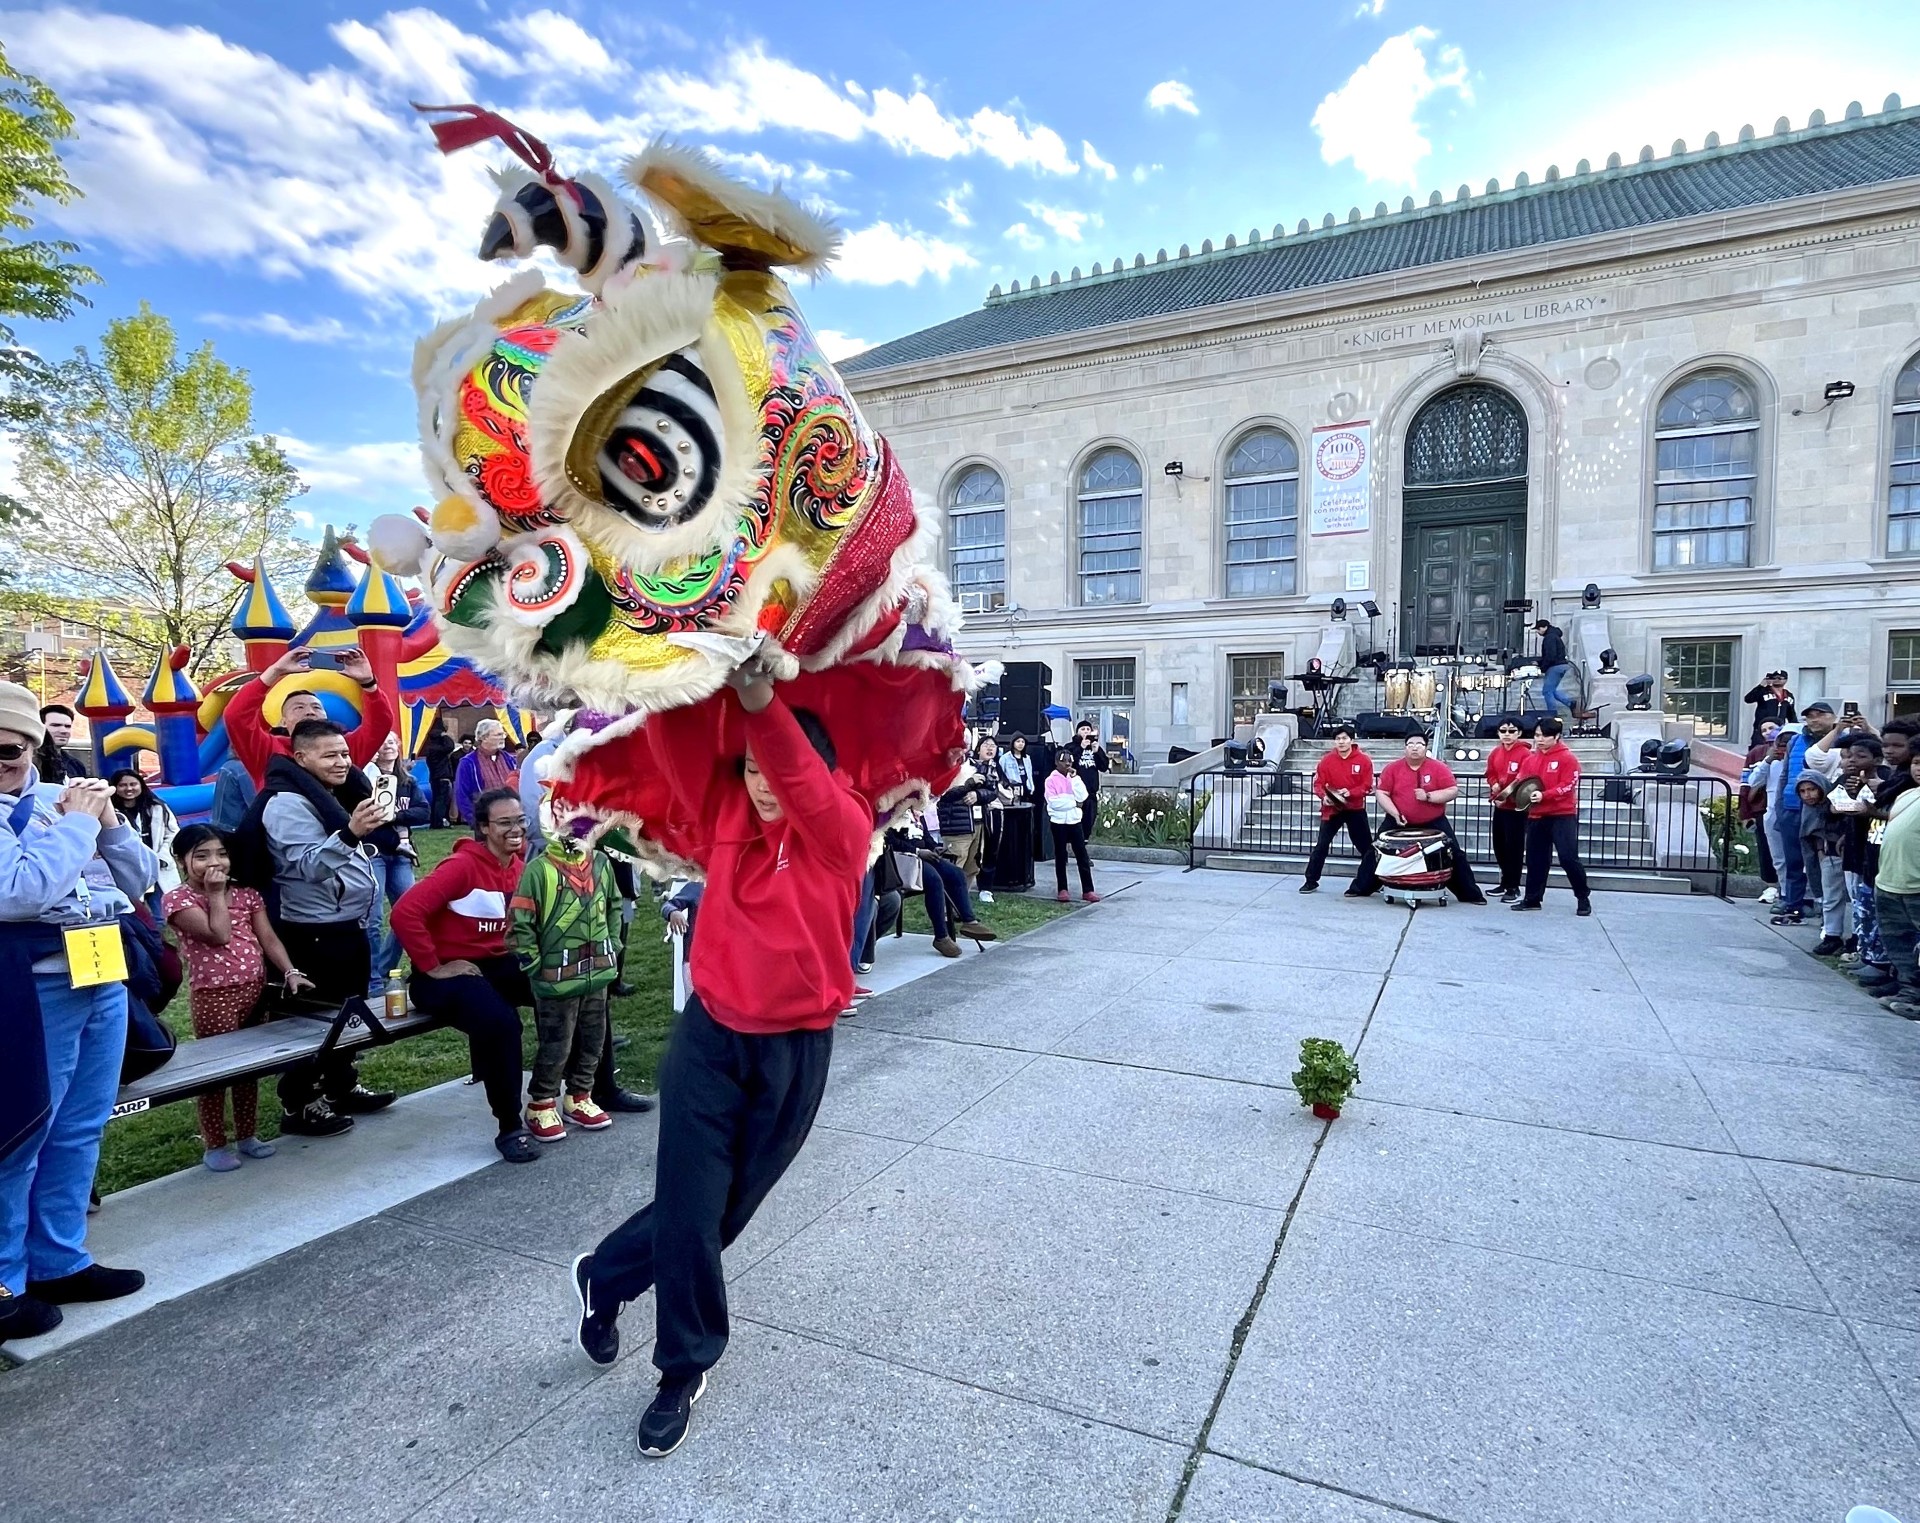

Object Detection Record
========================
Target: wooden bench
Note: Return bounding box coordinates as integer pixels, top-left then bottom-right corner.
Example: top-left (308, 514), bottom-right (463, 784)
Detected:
top-left (112, 997), bottom-right (444, 1121)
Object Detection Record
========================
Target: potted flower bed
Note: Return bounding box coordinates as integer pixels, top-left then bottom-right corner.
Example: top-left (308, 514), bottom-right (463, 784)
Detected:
top-left (1292, 1037), bottom-right (1360, 1121)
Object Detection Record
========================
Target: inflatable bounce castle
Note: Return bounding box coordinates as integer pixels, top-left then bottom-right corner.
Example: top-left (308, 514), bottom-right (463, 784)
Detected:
top-left (73, 525), bottom-right (521, 821)
top-left (368, 108), bottom-right (974, 873)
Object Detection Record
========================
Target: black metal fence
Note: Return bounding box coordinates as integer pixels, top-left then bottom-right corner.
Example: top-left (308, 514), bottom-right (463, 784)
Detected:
top-left (1185, 766), bottom-right (1735, 896)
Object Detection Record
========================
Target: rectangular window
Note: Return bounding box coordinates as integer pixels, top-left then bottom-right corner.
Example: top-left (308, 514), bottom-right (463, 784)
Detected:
top-left (1228, 654), bottom-right (1287, 730)
top-left (1661, 639), bottom-right (1736, 738)
top-left (1076, 658), bottom-right (1135, 742)
top-left (58, 618), bottom-right (89, 639)
top-left (1224, 479), bottom-right (1298, 597)
top-left (1653, 432), bottom-right (1755, 567)
top-left (1893, 409), bottom-right (1920, 556)
top-left (1079, 495), bottom-right (1142, 604)
top-left (949, 504), bottom-right (1006, 612)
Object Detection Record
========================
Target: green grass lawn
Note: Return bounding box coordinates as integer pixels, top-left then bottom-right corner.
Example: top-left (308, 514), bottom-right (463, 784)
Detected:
top-left (96, 833), bottom-right (1073, 1196)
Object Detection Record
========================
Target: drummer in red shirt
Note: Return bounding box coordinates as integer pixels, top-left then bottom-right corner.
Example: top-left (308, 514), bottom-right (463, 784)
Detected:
top-left (1373, 731), bottom-right (1488, 904)
top-left (1483, 718), bottom-right (1531, 901)
top-left (1301, 724), bottom-right (1379, 896)
top-left (1511, 715), bottom-right (1592, 916)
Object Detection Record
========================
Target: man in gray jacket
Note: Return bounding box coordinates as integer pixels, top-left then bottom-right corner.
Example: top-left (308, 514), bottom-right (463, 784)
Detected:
top-left (242, 720), bottom-right (396, 1136)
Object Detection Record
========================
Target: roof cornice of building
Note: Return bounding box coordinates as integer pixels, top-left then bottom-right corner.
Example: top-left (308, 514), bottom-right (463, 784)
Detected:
top-left (844, 95), bottom-right (1920, 383)
top-left (847, 178), bottom-right (1920, 397)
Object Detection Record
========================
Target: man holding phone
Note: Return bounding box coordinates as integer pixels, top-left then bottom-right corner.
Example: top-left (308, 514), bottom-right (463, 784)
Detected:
top-left (1744, 671), bottom-right (1797, 746)
top-left (222, 644), bottom-right (395, 788)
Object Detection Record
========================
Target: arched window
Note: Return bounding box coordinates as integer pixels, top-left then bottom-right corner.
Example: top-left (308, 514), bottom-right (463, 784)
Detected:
top-left (1892, 352), bottom-right (1920, 557)
top-left (1652, 369), bottom-right (1758, 568)
top-left (1222, 428), bottom-right (1299, 597)
top-left (1077, 448), bottom-right (1143, 604)
top-left (1405, 384), bottom-right (1527, 486)
top-left (946, 464), bottom-right (1006, 611)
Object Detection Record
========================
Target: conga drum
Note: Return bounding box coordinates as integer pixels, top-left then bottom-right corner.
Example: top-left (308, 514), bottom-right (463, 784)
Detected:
top-left (1409, 669), bottom-right (1438, 714)
top-left (1384, 669), bottom-right (1411, 714)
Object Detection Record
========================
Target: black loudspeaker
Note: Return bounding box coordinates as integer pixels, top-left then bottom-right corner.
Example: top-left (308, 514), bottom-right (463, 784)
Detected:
top-left (999, 661), bottom-right (1051, 738)
top-left (1355, 712), bottom-right (1426, 739)
top-left (967, 683), bottom-right (1001, 726)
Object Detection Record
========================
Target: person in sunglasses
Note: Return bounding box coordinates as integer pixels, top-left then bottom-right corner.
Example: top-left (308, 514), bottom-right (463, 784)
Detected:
top-left (0, 681), bottom-right (157, 1347)
top-left (1483, 719), bottom-right (1532, 902)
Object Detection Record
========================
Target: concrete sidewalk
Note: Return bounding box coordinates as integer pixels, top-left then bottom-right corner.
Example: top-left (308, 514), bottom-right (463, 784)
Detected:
top-left (4, 867), bottom-right (1918, 1522)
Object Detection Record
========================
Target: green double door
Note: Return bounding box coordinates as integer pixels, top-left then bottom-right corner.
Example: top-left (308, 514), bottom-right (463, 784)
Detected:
top-left (1400, 488), bottom-right (1526, 655)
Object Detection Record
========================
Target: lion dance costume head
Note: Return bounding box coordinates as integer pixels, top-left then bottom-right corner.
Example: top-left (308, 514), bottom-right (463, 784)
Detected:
top-left (371, 107), bottom-right (969, 873)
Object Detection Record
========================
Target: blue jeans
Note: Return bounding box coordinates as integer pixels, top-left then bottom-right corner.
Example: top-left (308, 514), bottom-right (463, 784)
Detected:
top-left (851, 867), bottom-right (877, 971)
top-left (0, 977), bottom-right (128, 1294)
top-left (1768, 812), bottom-right (1806, 911)
top-left (924, 857), bottom-right (975, 938)
top-left (366, 852), bottom-right (416, 989)
top-left (1541, 664), bottom-right (1576, 717)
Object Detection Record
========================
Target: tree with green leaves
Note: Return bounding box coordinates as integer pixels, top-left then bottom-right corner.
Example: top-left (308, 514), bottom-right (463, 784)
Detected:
top-left (5, 304), bottom-right (308, 677)
top-left (0, 41), bottom-right (95, 442)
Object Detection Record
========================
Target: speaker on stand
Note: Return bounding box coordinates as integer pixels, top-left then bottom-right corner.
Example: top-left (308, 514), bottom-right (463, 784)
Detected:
top-left (998, 661), bottom-right (1052, 741)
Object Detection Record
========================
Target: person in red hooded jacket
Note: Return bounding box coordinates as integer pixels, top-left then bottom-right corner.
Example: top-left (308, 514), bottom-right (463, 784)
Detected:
top-left (1512, 715), bottom-right (1592, 916)
top-left (570, 658), bottom-right (871, 1461)
top-left (222, 646), bottom-right (395, 787)
top-left (1301, 724), bottom-right (1378, 897)
top-left (390, 787), bottom-right (538, 1160)
top-left (1483, 718), bottom-right (1531, 901)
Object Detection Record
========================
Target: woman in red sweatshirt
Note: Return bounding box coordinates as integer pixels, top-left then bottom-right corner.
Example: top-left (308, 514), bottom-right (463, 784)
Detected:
top-left (571, 666), bottom-right (871, 1460)
top-left (389, 787), bottom-right (539, 1160)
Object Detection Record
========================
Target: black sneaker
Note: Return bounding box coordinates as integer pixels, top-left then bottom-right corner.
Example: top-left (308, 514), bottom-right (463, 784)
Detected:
top-left (1498, 889), bottom-right (1521, 903)
top-left (1769, 910), bottom-right (1805, 926)
top-left (0, 1289), bottom-right (61, 1342)
top-left (595, 1088), bottom-right (657, 1114)
top-left (495, 1128), bottom-right (541, 1164)
top-left (1341, 888), bottom-right (1373, 899)
top-left (637, 1371), bottom-right (708, 1458)
top-left (280, 1100), bottom-right (354, 1138)
top-left (1510, 901), bottom-right (1543, 912)
top-left (572, 1254), bottom-right (620, 1366)
top-left (27, 1263), bottom-right (145, 1303)
top-left (335, 1085), bottom-right (398, 1114)
top-left (1298, 881), bottom-right (1318, 894)
top-left (1575, 900), bottom-right (1592, 918)
top-left (1811, 936), bottom-right (1844, 957)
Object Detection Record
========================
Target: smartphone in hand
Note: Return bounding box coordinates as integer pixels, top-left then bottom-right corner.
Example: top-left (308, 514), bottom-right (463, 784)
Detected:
top-left (373, 771), bottom-right (399, 822)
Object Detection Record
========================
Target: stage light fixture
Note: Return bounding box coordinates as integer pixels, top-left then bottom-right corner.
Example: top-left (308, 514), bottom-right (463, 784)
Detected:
top-left (1598, 647), bottom-right (1620, 674)
top-left (1625, 674), bottom-right (1654, 710)
top-left (1331, 597), bottom-right (1348, 620)
top-left (1823, 380), bottom-right (1856, 403)
top-left (1163, 460), bottom-right (1185, 477)
top-left (1581, 582), bottom-right (1602, 609)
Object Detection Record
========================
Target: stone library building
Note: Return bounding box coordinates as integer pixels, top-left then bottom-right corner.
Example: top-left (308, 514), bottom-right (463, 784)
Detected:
top-left (843, 98), bottom-right (1920, 759)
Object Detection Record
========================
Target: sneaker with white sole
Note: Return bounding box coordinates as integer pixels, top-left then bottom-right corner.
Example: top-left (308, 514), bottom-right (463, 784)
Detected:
top-left (637, 1371), bottom-right (708, 1458)
top-left (561, 1093), bottom-right (612, 1130)
top-left (1758, 887), bottom-right (1779, 904)
top-left (525, 1101), bottom-right (566, 1142)
top-left (572, 1253), bottom-right (620, 1366)
top-left (978, 890), bottom-right (994, 904)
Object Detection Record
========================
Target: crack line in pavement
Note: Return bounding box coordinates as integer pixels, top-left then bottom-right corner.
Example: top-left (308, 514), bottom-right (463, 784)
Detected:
top-left (1215, 1455), bottom-right (1468, 1523)
top-left (1601, 902), bottom-right (1920, 1449)
top-left (1162, 907), bottom-right (1414, 1521)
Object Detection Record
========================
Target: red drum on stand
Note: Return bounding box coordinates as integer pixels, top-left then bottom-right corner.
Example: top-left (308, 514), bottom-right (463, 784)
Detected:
top-left (1375, 826), bottom-right (1453, 906)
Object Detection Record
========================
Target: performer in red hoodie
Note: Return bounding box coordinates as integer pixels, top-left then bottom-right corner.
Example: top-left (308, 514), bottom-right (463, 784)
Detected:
top-left (1483, 718), bottom-right (1531, 901)
top-left (390, 787), bottom-right (539, 1160)
top-left (571, 661), bottom-right (871, 1460)
top-left (1301, 724), bottom-right (1379, 897)
top-left (1374, 732), bottom-right (1488, 904)
top-left (223, 646), bottom-right (396, 787)
top-left (1512, 715), bottom-right (1592, 916)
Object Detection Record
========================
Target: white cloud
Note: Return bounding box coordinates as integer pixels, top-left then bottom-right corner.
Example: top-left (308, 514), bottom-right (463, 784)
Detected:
top-left (697, 144), bottom-right (841, 187)
top-left (508, 10), bottom-right (616, 77)
top-left (1081, 140), bottom-right (1117, 180)
top-left (1003, 222), bottom-right (1043, 252)
top-left (938, 184), bottom-right (973, 227)
top-left (331, 8), bottom-right (518, 99)
top-left (1355, 0), bottom-right (1386, 15)
top-left (199, 312), bottom-right (375, 347)
top-left (280, 436), bottom-right (424, 503)
top-left (867, 86), bottom-right (971, 158)
top-left (1147, 80), bottom-right (1199, 116)
top-left (1311, 27), bottom-right (1471, 183)
top-left (813, 329), bottom-right (870, 361)
top-left (1024, 202), bottom-right (1096, 241)
top-left (829, 222), bottom-right (976, 285)
top-left (963, 106), bottom-right (1077, 173)
top-left (1131, 162), bottom-right (1163, 184)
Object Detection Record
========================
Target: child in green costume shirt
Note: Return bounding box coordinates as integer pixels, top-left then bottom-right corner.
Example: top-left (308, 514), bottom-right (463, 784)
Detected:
top-left (509, 831), bottom-right (625, 1142)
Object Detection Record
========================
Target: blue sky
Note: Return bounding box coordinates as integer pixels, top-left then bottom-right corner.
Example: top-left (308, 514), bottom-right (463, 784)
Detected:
top-left (6, 0), bottom-right (1919, 536)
